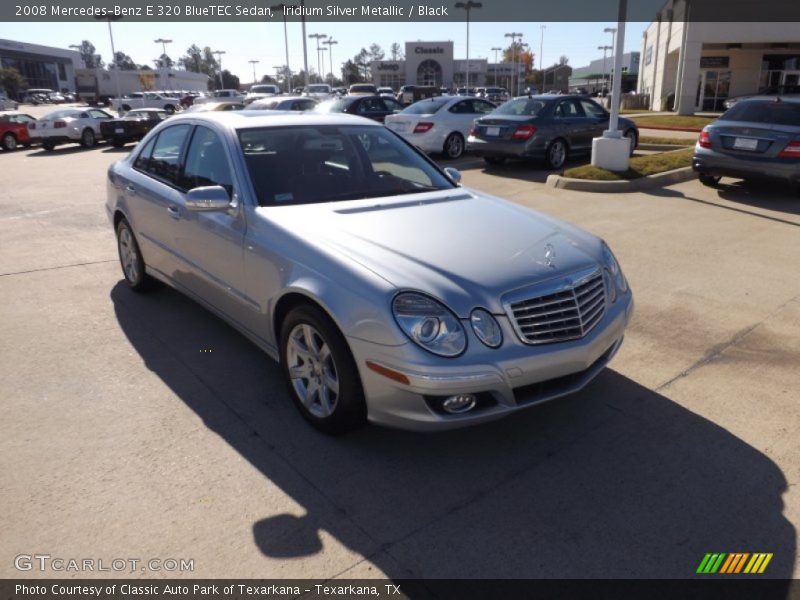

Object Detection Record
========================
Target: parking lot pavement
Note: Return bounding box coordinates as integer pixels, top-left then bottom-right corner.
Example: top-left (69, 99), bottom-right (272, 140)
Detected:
top-left (1, 144), bottom-right (798, 579)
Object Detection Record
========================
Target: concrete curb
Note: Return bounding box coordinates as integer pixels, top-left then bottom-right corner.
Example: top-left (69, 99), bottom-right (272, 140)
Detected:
top-left (545, 166), bottom-right (696, 193)
top-left (632, 124), bottom-right (703, 133)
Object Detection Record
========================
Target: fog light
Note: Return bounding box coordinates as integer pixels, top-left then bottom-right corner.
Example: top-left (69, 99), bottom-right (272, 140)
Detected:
top-left (442, 394), bottom-right (477, 414)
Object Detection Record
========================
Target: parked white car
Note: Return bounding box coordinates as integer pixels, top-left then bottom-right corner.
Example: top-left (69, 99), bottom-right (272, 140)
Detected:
top-left (303, 84), bottom-right (333, 100)
top-left (0, 93), bottom-right (18, 110)
top-left (194, 89), bottom-right (246, 105)
top-left (30, 107), bottom-right (114, 150)
top-left (110, 92), bottom-right (181, 114)
top-left (244, 84), bottom-right (281, 105)
top-left (385, 95), bottom-right (497, 159)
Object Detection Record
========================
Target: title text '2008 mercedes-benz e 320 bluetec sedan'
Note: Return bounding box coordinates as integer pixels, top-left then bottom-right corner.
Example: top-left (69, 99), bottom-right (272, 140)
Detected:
top-left (106, 111), bottom-right (633, 433)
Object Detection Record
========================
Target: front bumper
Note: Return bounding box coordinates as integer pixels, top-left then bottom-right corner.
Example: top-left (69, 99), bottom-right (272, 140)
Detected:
top-left (348, 290), bottom-right (633, 431)
top-left (693, 147), bottom-right (800, 183)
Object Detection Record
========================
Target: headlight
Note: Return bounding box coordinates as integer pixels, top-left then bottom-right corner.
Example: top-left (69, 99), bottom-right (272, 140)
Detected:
top-left (602, 242), bottom-right (629, 297)
top-left (470, 308), bottom-right (503, 348)
top-left (392, 292), bottom-right (467, 357)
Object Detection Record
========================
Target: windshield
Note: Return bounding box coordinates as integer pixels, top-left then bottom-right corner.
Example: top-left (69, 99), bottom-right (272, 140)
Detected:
top-left (350, 85), bottom-right (376, 93)
top-left (722, 100), bottom-right (800, 126)
top-left (307, 85), bottom-right (330, 93)
top-left (402, 97), bottom-right (450, 115)
top-left (492, 98), bottom-right (547, 117)
top-left (250, 85), bottom-right (277, 94)
top-left (42, 110), bottom-right (81, 120)
top-left (238, 124), bottom-right (455, 206)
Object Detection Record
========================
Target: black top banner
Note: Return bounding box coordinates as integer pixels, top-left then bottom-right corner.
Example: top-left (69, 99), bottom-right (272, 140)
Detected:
top-left (4, 0), bottom-right (800, 22)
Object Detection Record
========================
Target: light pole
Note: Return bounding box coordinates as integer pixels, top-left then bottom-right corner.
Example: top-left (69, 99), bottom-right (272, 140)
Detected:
top-left (212, 50), bottom-right (226, 90)
top-left (273, 65), bottom-right (283, 88)
top-left (323, 39), bottom-right (338, 85)
top-left (154, 38), bottom-right (172, 90)
top-left (455, 1), bottom-right (482, 92)
top-left (491, 46), bottom-right (501, 86)
top-left (505, 32), bottom-right (522, 96)
top-left (270, 3), bottom-right (294, 93)
top-left (93, 15), bottom-right (123, 104)
top-left (539, 25), bottom-right (546, 74)
top-left (319, 47), bottom-right (327, 83)
top-left (249, 60), bottom-right (260, 84)
top-left (598, 45), bottom-right (612, 95)
top-left (604, 27), bottom-right (617, 94)
top-left (308, 33), bottom-right (327, 82)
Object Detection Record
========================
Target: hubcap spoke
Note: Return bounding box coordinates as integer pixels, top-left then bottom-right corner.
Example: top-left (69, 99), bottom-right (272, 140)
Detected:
top-left (286, 322), bottom-right (340, 419)
top-left (289, 363), bottom-right (311, 379)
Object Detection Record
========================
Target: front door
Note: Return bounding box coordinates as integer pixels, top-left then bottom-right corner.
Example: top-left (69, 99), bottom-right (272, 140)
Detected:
top-left (696, 70), bottom-right (731, 112)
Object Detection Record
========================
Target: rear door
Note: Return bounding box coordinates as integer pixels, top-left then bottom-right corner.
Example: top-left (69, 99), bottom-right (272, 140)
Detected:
top-left (552, 99), bottom-right (586, 149)
top-left (580, 98), bottom-right (610, 139)
top-left (123, 124), bottom-right (192, 278)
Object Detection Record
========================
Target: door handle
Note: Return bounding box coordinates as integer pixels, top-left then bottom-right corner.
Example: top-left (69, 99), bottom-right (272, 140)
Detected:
top-left (125, 184), bottom-right (137, 195)
top-left (167, 205), bottom-right (181, 218)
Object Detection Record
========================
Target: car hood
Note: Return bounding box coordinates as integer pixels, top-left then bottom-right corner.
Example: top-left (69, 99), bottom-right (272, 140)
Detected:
top-left (262, 188), bottom-right (603, 316)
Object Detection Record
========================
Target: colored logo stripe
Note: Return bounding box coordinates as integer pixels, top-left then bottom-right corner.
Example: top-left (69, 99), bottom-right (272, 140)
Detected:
top-left (697, 552), bottom-right (773, 574)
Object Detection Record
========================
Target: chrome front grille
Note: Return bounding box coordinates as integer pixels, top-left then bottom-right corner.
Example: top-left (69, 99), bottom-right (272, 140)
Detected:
top-left (506, 269), bottom-right (606, 345)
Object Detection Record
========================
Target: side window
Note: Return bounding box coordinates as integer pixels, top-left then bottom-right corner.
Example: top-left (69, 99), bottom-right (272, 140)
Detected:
top-left (554, 101), bottom-right (579, 118)
top-left (473, 100), bottom-right (496, 114)
top-left (382, 98), bottom-right (403, 113)
top-left (133, 135), bottom-right (157, 171)
top-left (359, 98), bottom-right (384, 114)
top-left (146, 124), bottom-right (191, 185)
top-left (449, 100), bottom-right (472, 114)
top-left (179, 126), bottom-right (233, 194)
top-left (580, 99), bottom-right (608, 119)
top-left (89, 109), bottom-right (110, 119)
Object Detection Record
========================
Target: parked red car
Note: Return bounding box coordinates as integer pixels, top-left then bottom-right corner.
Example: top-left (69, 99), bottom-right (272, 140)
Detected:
top-left (0, 112), bottom-right (35, 151)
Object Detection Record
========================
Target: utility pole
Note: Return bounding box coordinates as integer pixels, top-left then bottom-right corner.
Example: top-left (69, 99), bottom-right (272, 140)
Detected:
top-left (323, 38), bottom-right (338, 85)
top-left (505, 32), bottom-right (522, 96)
top-left (308, 33), bottom-right (327, 82)
top-left (212, 50), bottom-right (226, 90)
top-left (491, 46), bottom-right (501, 86)
top-left (249, 59), bottom-right (260, 84)
top-left (270, 3), bottom-right (294, 93)
top-left (455, 1), bottom-right (482, 91)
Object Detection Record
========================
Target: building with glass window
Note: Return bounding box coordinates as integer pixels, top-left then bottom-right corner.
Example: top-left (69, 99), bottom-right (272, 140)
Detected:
top-left (0, 38), bottom-right (82, 96)
top-left (370, 41), bottom-right (522, 91)
top-left (638, 1), bottom-right (800, 113)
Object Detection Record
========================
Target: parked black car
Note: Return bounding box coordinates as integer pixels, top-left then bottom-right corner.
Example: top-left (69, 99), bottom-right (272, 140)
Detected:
top-left (467, 94), bottom-right (639, 169)
top-left (313, 95), bottom-right (404, 123)
top-left (693, 97), bottom-right (800, 190)
top-left (100, 109), bottom-right (169, 148)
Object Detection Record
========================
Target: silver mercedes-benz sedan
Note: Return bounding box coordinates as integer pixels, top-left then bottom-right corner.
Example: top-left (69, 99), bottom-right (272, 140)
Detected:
top-left (106, 111), bottom-right (633, 433)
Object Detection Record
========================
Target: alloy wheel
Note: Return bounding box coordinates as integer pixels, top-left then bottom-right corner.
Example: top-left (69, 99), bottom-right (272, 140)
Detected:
top-left (118, 227), bottom-right (139, 283)
top-left (286, 323), bottom-right (340, 419)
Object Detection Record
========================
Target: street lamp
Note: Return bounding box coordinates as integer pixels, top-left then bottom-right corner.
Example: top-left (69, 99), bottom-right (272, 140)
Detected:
top-left (308, 33), bottom-right (327, 82)
top-left (491, 46), bottom-right (502, 86)
top-left (323, 38), bottom-right (338, 85)
top-left (539, 25), bottom-right (546, 73)
top-left (249, 60), bottom-right (260, 84)
top-left (598, 45), bottom-right (613, 95)
top-left (455, 1), bottom-right (482, 91)
top-left (270, 3), bottom-right (295, 93)
top-left (212, 50), bottom-right (226, 90)
top-left (93, 14), bottom-right (123, 105)
top-left (604, 27), bottom-right (617, 93)
top-left (505, 32), bottom-right (523, 96)
top-left (154, 39), bottom-right (172, 90)
top-left (319, 47), bottom-right (328, 83)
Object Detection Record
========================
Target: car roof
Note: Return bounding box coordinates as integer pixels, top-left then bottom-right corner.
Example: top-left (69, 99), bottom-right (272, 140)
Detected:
top-left (734, 95), bottom-right (800, 104)
top-left (166, 111), bottom-right (382, 129)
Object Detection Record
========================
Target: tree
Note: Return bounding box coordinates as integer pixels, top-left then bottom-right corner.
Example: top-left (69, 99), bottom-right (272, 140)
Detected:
top-left (0, 67), bottom-right (26, 98)
top-left (77, 40), bottom-right (103, 68)
top-left (559, 55), bottom-right (569, 65)
top-left (177, 44), bottom-right (218, 77)
top-left (157, 54), bottom-right (174, 68)
top-left (260, 74), bottom-right (277, 84)
top-left (110, 52), bottom-right (137, 70)
top-left (389, 43), bottom-right (404, 61)
top-left (367, 43), bottom-right (385, 62)
top-left (352, 48), bottom-right (370, 80)
top-left (221, 70), bottom-right (239, 90)
top-left (341, 60), bottom-right (363, 84)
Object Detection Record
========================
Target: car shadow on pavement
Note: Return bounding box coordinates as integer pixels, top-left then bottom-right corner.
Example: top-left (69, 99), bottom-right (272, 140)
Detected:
top-left (25, 144), bottom-right (109, 157)
top-left (716, 180), bottom-right (800, 216)
top-left (111, 281), bottom-right (795, 582)
top-left (453, 156), bottom-right (586, 184)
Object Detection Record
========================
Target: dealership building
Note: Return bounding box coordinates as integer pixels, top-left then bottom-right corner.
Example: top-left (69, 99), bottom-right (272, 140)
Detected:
top-left (639, 0), bottom-right (800, 113)
top-left (0, 38), bottom-right (82, 93)
top-left (371, 41), bottom-right (523, 90)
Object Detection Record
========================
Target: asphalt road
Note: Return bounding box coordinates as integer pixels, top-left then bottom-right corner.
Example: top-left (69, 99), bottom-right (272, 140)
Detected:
top-left (1, 130), bottom-right (798, 580)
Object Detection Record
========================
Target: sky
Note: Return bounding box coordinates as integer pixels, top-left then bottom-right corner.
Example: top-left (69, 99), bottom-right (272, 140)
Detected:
top-left (3, 21), bottom-right (649, 82)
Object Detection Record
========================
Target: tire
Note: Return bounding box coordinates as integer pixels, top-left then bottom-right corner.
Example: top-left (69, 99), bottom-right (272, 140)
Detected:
top-left (164, 104), bottom-right (176, 115)
top-left (279, 304), bottom-right (367, 434)
top-left (443, 132), bottom-right (465, 159)
top-left (116, 218), bottom-right (153, 292)
top-left (1, 132), bottom-right (17, 151)
top-left (624, 129), bottom-right (638, 156)
top-left (80, 128), bottom-right (96, 148)
top-left (698, 173), bottom-right (721, 188)
top-left (42, 140), bottom-right (56, 151)
top-left (121, 104), bottom-right (131, 112)
top-left (545, 138), bottom-right (568, 170)
top-left (484, 156), bottom-right (506, 166)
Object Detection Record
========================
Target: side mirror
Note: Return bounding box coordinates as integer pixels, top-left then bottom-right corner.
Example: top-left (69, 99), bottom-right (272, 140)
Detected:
top-left (443, 167), bottom-right (462, 185)
top-left (185, 186), bottom-right (231, 211)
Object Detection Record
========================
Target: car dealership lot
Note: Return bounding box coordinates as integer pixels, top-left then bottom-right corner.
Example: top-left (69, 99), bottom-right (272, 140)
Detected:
top-left (1, 143), bottom-right (799, 579)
